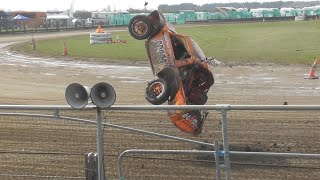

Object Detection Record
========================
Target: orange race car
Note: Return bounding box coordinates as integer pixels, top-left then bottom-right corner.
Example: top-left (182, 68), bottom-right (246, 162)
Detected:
top-left (128, 10), bottom-right (215, 136)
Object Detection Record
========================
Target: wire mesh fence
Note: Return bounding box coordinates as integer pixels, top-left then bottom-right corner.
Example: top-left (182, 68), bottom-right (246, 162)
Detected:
top-left (108, 109), bottom-right (320, 179)
top-left (0, 113), bottom-right (96, 179)
top-left (120, 152), bottom-right (216, 180)
top-left (0, 106), bottom-right (320, 179)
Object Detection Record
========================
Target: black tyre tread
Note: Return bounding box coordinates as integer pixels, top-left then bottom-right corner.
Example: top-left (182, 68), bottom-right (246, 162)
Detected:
top-left (157, 67), bottom-right (180, 101)
top-left (168, 78), bottom-right (179, 101)
top-left (128, 15), bottom-right (154, 40)
top-left (145, 78), bottom-right (169, 105)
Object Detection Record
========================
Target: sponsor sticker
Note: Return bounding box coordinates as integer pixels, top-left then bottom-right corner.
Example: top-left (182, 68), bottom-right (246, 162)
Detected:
top-left (151, 40), bottom-right (167, 64)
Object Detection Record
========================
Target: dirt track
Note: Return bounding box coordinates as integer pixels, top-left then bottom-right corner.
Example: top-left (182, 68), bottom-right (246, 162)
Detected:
top-left (0, 31), bottom-right (320, 179)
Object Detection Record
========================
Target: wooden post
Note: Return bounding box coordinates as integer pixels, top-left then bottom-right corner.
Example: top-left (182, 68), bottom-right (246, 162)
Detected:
top-left (31, 38), bottom-right (36, 50)
top-left (31, 34), bottom-right (36, 50)
top-left (63, 42), bottom-right (68, 56)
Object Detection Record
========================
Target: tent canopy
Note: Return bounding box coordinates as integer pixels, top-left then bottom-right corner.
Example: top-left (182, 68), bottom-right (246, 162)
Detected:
top-left (13, 14), bottom-right (29, 20)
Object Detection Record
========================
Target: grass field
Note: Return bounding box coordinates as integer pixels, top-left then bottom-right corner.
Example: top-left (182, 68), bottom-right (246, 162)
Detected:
top-left (12, 20), bottom-right (320, 64)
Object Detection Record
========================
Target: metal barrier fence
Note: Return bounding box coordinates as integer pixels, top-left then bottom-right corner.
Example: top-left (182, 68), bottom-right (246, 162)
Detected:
top-left (0, 104), bottom-right (320, 179)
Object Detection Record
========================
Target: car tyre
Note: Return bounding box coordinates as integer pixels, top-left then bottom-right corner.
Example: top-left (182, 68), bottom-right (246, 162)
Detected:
top-left (128, 15), bottom-right (154, 40)
top-left (168, 78), bottom-right (179, 101)
top-left (145, 78), bottom-right (169, 105)
top-left (157, 67), bottom-right (179, 101)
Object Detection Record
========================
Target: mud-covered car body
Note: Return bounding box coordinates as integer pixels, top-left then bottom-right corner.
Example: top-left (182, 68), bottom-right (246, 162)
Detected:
top-left (128, 10), bottom-right (214, 135)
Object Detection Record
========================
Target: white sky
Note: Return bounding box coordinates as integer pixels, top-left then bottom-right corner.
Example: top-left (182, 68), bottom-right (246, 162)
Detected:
top-left (0, 0), bottom-right (315, 12)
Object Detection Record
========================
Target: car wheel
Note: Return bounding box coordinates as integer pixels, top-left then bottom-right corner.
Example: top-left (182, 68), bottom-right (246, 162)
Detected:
top-left (157, 67), bottom-right (180, 101)
top-left (168, 78), bottom-right (179, 101)
top-left (145, 78), bottom-right (169, 105)
top-left (128, 15), bottom-right (154, 40)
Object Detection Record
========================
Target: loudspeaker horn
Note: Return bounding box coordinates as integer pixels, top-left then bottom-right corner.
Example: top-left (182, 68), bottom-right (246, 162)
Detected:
top-left (65, 83), bottom-right (91, 109)
top-left (90, 82), bottom-right (116, 108)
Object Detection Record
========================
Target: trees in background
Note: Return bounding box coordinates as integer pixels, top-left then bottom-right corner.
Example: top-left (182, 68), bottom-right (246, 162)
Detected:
top-left (73, 10), bottom-right (91, 19)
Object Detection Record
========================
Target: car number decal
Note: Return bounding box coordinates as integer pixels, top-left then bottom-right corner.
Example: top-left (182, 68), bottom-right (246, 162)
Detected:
top-left (151, 40), bottom-right (167, 64)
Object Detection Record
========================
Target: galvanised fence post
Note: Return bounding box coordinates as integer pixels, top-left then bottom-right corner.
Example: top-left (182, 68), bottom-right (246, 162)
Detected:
top-left (220, 107), bottom-right (231, 180)
top-left (214, 139), bottom-right (221, 180)
top-left (96, 108), bottom-right (105, 180)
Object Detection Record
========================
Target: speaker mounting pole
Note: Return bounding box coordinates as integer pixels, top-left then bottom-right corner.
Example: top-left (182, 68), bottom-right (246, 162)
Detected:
top-left (65, 81), bottom-right (116, 179)
top-left (96, 107), bottom-right (105, 180)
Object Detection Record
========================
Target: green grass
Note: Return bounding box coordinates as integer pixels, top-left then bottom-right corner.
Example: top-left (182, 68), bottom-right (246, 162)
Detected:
top-left (13, 31), bottom-right (146, 62)
top-left (12, 21), bottom-right (320, 64)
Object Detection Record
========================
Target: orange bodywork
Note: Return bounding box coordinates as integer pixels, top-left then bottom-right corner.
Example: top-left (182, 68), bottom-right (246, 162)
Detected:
top-left (143, 11), bottom-right (214, 135)
top-left (167, 83), bottom-right (197, 134)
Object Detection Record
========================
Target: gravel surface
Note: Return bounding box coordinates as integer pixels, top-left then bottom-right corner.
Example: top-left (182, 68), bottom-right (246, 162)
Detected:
top-left (0, 31), bottom-right (319, 179)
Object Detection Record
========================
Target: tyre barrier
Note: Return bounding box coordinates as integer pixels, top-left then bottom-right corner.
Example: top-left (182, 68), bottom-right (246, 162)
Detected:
top-left (295, 16), bottom-right (305, 21)
top-left (90, 32), bottom-right (112, 44)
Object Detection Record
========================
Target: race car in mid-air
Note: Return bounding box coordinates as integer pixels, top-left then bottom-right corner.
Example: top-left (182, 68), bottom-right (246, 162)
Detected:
top-left (128, 10), bottom-right (215, 136)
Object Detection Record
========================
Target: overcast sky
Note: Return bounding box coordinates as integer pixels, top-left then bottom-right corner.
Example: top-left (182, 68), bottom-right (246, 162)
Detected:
top-left (0, 0), bottom-right (315, 11)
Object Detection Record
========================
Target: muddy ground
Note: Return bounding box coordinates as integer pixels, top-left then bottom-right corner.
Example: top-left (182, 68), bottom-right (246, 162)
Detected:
top-left (0, 31), bottom-right (319, 179)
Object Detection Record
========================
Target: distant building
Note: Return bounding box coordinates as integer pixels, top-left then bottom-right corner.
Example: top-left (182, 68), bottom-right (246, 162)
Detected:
top-left (92, 11), bottom-right (130, 26)
top-left (0, 11), bottom-right (8, 28)
top-left (280, 8), bottom-right (297, 17)
top-left (91, 11), bottom-right (114, 25)
top-left (250, 8), bottom-right (280, 18)
top-left (11, 11), bottom-right (47, 28)
top-left (46, 12), bottom-right (70, 28)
